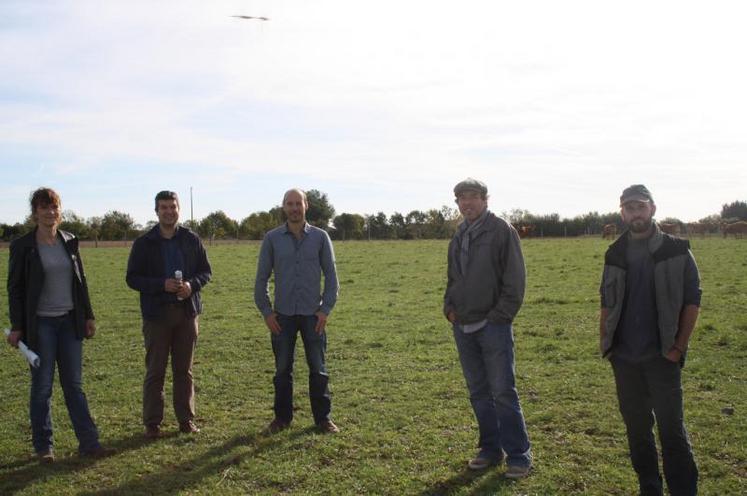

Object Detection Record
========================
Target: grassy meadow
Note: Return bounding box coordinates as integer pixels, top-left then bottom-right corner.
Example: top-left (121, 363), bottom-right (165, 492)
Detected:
top-left (0, 237), bottom-right (745, 495)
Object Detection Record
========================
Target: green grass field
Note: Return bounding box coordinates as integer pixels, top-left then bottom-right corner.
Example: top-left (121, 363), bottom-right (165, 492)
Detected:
top-left (1, 237), bottom-right (745, 495)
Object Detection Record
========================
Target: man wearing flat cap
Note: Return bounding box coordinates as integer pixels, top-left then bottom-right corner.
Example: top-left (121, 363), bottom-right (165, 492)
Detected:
top-left (599, 184), bottom-right (701, 495)
top-left (443, 178), bottom-right (532, 479)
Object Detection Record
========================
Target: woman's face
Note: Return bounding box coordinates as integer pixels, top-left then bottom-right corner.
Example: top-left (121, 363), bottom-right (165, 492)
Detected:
top-left (34, 202), bottom-right (62, 228)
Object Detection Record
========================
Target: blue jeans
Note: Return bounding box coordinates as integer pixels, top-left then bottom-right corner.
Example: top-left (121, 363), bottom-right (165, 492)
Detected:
top-left (30, 314), bottom-right (100, 453)
top-left (611, 356), bottom-right (698, 496)
top-left (271, 314), bottom-right (331, 424)
top-left (453, 322), bottom-right (531, 467)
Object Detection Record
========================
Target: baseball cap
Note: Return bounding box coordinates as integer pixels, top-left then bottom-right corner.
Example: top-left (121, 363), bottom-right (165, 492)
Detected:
top-left (620, 184), bottom-right (653, 206)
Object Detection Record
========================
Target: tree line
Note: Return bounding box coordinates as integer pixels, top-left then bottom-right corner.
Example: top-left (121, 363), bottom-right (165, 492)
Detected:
top-left (2, 193), bottom-right (745, 242)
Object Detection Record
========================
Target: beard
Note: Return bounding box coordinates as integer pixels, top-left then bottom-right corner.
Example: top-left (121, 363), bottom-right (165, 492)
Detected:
top-left (628, 218), bottom-right (653, 233)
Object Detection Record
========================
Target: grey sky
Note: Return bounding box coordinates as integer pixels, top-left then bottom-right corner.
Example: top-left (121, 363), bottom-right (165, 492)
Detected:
top-left (1, 0), bottom-right (745, 225)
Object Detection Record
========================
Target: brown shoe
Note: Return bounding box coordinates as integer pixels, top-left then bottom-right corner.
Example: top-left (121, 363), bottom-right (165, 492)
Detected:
top-left (179, 420), bottom-right (200, 434)
top-left (80, 446), bottom-right (116, 459)
top-left (265, 418), bottom-right (290, 434)
top-left (36, 448), bottom-right (55, 464)
top-left (144, 424), bottom-right (162, 439)
top-left (504, 464), bottom-right (532, 479)
top-left (317, 420), bottom-right (340, 434)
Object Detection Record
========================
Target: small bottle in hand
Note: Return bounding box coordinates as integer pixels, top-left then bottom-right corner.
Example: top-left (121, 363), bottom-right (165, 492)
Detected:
top-left (175, 270), bottom-right (184, 300)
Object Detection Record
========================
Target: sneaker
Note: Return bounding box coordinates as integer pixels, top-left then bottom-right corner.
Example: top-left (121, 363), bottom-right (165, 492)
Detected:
top-left (179, 420), bottom-right (200, 434)
top-left (505, 464), bottom-right (532, 479)
top-left (144, 424), bottom-right (162, 439)
top-left (36, 448), bottom-right (55, 464)
top-left (317, 419), bottom-right (340, 434)
top-left (265, 418), bottom-right (290, 434)
top-left (80, 446), bottom-right (116, 459)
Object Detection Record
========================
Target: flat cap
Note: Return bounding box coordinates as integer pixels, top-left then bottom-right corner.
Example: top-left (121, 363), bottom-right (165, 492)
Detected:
top-left (454, 178), bottom-right (488, 197)
top-left (620, 184), bottom-right (653, 206)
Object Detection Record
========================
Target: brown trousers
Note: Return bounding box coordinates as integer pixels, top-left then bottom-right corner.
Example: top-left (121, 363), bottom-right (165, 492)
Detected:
top-left (142, 303), bottom-right (198, 426)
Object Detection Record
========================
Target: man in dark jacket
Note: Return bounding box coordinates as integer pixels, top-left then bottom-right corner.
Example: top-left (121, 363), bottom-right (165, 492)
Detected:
top-left (600, 184), bottom-right (700, 496)
top-left (126, 190), bottom-right (212, 439)
top-left (443, 178), bottom-right (532, 479)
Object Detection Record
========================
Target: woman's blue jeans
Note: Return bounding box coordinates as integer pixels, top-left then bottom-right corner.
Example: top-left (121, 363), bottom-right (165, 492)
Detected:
top-left (30, 314), bottom-right (100, 453)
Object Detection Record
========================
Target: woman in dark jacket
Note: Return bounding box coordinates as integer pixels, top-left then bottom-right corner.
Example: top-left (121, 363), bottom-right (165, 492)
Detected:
top-left (6, 187), bottom-right (112, 463)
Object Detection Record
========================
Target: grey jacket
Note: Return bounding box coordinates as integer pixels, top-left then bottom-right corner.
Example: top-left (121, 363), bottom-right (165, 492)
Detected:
top-left (600, 224), bottom-right (699, 359)
top-left (444, 213), bottom-right (526, 325)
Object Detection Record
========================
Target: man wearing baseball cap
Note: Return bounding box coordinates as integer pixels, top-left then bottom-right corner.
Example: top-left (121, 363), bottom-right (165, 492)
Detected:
top-left (599, 184), bottom-right (701, 495)
top-left (444, 178), bottom-right (532, 479)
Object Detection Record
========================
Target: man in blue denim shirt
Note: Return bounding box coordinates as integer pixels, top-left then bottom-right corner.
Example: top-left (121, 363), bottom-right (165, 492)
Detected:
top-left (254, 188), bottom-right (339, 434)
top-left (444, 178), bottom-right (532, 479)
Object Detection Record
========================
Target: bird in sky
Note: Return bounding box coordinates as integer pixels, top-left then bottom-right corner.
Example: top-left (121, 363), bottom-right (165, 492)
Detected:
top-left (231, 15), bottom-right (270, 21)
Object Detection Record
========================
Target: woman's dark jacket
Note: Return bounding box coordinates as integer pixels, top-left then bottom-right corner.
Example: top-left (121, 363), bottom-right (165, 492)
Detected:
top-left (7, 229), bottom-right (95, 352)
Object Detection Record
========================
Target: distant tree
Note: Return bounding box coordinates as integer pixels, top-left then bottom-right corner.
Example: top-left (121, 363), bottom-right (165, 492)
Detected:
top-left (17, 222), bottom-right (31, 238)
top-left (389, 212), bottom-right (406, 239)
top-left (441, 205), bottom-right (460, 222)
top-left (305, 189), bottom-right (335, 229)
top-left (9, 197), bottom-right (726, 241)
top-left (268, 206), bottom-right (284, 224)
top-left (199, 210), bottom-right (238, 240)
top-left (697, 214), bottom-right (722, 233)
top-left (699, 214), bottom-right (721, 224)
top-left (600, 211), bottom-right (623, 229)
top-left (99, 211), bottom-right (137, 240)
top-left (405, 210), bottom-right (427, 239)
top-left (422, 209), bottom-right (447, 238)
top-left (240, 211), bottom-right (279, 239)
top-left (503, 208), bottom-right (541, 235)
top-left (23, 214), bottom-right (35, 232)
top-left (660, 217), bottom-right (684, 227)
top-left (426, 205), bottom-right (460, 238)
top-left (332, 213), bottom-right (365, 240)
top-left (577, 211), bottom-right (603, 235)
top-left (365, 212), bottom-right (391, 239)
top-left (504, 208), bottom-right (531, 225)
top-left (87, 216), bottom-right (102, 244)
top-left (1, 223), bottom-right (27, 241)
top-left (721, 200), bottom-right (747, 221)
top-left (60, 210), bottom-right (89, 238)
top-left (182, 219), bottom-right (199, 232)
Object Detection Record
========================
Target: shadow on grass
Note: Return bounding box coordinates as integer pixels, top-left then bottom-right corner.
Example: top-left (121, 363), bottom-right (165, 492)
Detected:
top-left (420, 466), bottom-right (511, 496)
top-left (0, 431), bottom-right (160, 495)
top-left (0, 457), bottom-right (37, 472)
top-left (79, 426), bottom-right (318, 496)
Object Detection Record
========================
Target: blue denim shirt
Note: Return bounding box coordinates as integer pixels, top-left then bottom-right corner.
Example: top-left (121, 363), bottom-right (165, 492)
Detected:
top-left (254, 222), bottom-right (339, 317)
